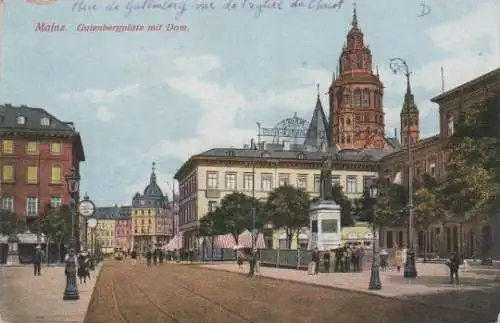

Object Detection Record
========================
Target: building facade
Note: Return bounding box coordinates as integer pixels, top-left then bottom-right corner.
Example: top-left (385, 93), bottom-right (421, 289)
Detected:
top-left (329, 7), bottom-right (393, 151)
top-left (131, 163), bottom-right (170, 251)
top-left (0, 104), bottom-right (85, 230)
top-left (115, 206), bottom-right (132, 251)
top-left (379, 67), bottom-right (500, 257)
top-left (174, 147), bottom-right (380, 250)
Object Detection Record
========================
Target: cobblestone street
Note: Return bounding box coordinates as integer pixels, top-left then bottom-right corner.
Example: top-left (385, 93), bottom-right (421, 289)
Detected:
top-left (84, 261), bottom-right (494, 323)
top-left (0, 264), bottom-right (101, 323)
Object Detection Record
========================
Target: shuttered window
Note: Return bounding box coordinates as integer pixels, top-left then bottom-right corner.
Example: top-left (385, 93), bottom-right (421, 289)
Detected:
top-left (2, 140), bottom-right (13, 154)
top-left (27, 166), bottom-right (38, 184)
top-left (2, 165), bottom-right (14, 183)
top-left (51, 166), bottom-right (61, 184)
top-left (26, 142), bottom-right (39, 154)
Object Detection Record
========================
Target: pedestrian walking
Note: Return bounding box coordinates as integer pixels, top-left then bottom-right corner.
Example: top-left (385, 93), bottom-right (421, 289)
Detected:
top-left (248, 249), bottom-right (257, 277)
top-left (33, 245), bottom-right (43, 276)
top-left (77, 252), bottom-right (89, 284)
top-left (395, 247), bottom-right (403, 272)
top-left (159, 249), bottom-right (164, 264)
top-left (323, 251), bottom-right (331, 273)
top-left (312, 247), bottom-right (320, 274)
top-left (237, 249), bottom-right (245, 270)
top-left (153, 249), bottom-right (158, 265)
top-left (131, 250), bottom-right (137, 265)
top-left (447, 252), bottom-right (462, 284)
top-left (146, 250), bottom-right (152, 267)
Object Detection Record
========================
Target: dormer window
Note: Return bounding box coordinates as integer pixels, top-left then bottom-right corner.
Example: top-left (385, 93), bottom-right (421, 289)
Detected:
top-left (40, 117), bottom-right (50, 126)
top-left (16, 116), bottom-right (26, 125)
top-left (297, 152), bottom-right (306, 160)
top-left (225, 150), bottom-right (235, 157)
top-left (447, 112), bottom-right (454, 136)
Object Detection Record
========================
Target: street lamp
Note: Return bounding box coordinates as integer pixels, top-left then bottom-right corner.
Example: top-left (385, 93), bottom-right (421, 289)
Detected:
top-left (63, 167), bottom-right (80, 301)
top-left (368, 183), bottom-right (381, 290)
top-left (389, 57), bottom-right (418, 278)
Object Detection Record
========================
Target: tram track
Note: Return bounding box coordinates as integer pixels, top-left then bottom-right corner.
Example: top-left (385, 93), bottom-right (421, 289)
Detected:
top-left (138, 265), bottom-right (254, 323)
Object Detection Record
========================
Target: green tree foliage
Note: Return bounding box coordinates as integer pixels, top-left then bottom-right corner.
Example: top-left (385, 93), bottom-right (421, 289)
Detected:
top-left (413, 174), bottom-right (444, 231)
top-left (374, 180), bottom-right (408, 227)
top-left (438, 94), bottom-right (500, 222)
top-left (39, 204), bottom-right (71, 247)
top-left (0, 211), bottom-right (27, 235)
top-left (266, 185), bottom-right (310, 249)
top-left (211, 192), bottom-right (263, 244)
top-left (352, 189), bottom-right (376, 224)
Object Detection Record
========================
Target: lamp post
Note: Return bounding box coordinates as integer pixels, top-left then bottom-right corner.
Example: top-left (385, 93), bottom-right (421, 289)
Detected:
top-left (368, 183), bottom-right (381, 290)
top-left (63, 167), bottom-right (80, 301)
top-left (390, 57), bottom-right (417, 278)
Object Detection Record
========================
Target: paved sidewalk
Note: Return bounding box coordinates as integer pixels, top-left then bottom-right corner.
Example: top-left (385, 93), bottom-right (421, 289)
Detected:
top-left (200, 262), bottom-right (500, 298)
top-left (0, 264), bottom-right (102, 323)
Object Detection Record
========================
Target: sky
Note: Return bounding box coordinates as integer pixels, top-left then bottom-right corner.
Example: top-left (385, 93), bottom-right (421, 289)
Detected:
top-left (1, 0), bottom-right (499, 206)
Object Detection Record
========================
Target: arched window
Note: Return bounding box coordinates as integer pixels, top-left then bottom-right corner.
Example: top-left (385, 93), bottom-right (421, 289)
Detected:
top-left (341, 135), bottom-right (345, 143)
top-left (346, 118), bottom-right (351, 125)
top-left (447, 112), bottom-right (454, 136)
top-left (354, 89), bottom-right (361, 108)
top-left (343, 89), bottom-right (352, 106)
top-left (357, 55), bottom-right (363, 69)
top-left (378, 90), bottom-right (383, 107)
top-left (362, 89), bottom-right (370, 107)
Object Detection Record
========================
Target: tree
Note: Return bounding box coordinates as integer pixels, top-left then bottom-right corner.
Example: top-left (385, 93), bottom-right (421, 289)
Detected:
top-left (352, 189), bottom-right (376, 224)
top-left (374, 180), bottom-right (409, 227)
top-left (266, 185), bottom-right (310, 249)
top-left (39, 204), bottom-right (71, 261)
top-left (213, 192), bottom-right (258, 245)
top-left (0, 211), bottom-right (27, 236)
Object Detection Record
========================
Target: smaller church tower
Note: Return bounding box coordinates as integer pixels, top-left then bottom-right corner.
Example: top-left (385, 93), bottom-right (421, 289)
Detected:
top-left (400, 76), bottom-right (420, 146)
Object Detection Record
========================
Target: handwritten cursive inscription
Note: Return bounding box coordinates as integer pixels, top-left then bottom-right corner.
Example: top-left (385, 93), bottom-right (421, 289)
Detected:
top-left (71, 0), bottom-right (344, 19)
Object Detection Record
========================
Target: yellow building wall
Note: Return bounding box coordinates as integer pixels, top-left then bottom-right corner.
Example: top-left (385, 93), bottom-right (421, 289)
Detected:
top-left (131, 208), bottom-right (157, 237)
top-left (96, 219), bottom-right (116, 252)
top-left (195, 164), bottom-right (376, 223)
top-left (271, 228), bottom-right (308, 249)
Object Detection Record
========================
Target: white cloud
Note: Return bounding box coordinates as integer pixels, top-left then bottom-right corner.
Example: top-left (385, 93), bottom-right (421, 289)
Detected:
top-left (95, 106), bottom-right (115, 121)
top-left (59, 84), bottom-right (140, 104)
top-left (260, 68), bottom-right (332, 113)
top-left (149, 55), bottom-right (255, 162)
top-left (172, 55), bottom-right (221, 77)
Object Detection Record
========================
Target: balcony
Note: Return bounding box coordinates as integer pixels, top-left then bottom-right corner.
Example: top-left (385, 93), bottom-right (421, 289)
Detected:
top-left (205, 188), bottom-right (220, 198)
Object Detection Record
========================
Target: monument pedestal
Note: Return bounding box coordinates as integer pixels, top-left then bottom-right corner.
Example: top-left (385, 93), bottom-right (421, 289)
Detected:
top-left (309, 200), bottom-right (342, 251)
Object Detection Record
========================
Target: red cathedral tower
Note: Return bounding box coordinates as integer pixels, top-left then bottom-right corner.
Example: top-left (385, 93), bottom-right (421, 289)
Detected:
top-left (329, 6), bottom-right (386, 149)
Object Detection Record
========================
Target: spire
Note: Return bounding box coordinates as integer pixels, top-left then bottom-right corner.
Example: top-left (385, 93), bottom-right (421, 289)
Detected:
top-left (352, 1), bottom-right (358, 28)
top-left (316, 83), bottom-right (320, 98)
top-left (304, 93), bottom-right (331, 148)
top-left (150, 161), bottom-right (157, 183)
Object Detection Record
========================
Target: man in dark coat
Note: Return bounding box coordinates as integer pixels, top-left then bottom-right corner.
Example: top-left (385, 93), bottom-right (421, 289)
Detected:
top-left (248, 249), bottom-right (257, 277)
top-left (448, 252), bottom-right (462, 284)
top-left (33, 245), bottom-right (43, 276)
top-left (312, 248), bottom-right (320, 274)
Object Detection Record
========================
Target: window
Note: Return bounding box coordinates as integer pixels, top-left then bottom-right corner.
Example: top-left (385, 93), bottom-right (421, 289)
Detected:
top-left (27, 166), bottom-right (38, 184)
top-left (356, 55), bottom-right (363, 68)
top-left (362, 89), bottom-right (370, 107)
top-left (363, 176), bottom-right (376, 191)
top-left (346, 175), bottom-right (357, 193)
top-left (429, 161), bottom-right (436, 177)
top-left (40, 117), bottom-right (50, 126)
top-left (206, 172), bottom-right (218, 189)
top-left (50, 196), bottom-right (62, 207)
top-left (26, 142), bottom-right (39, 154)
top-left (208, 201), bottom-right (217, 212)
top-left (343, 89), bottom-right (352, 106)
top-left (50, 142), bottom-right (61, 154)
top-left (261, 174), bottom-right (273, 191)
top-left (225, 173), bottom-right (236, 190)
top-left (278, 174), bottom-right (289, 186)
top-left (311, 220), bottom-right (318, 233)
top-left (447, 112), bottom-right (454, 136)
top-left (297, 175), bottom-right (307, 189)
top-left (314, 175), bottom-right (321, 193)
top-left (354, 89), bottom-right (361, 108)
top-left (2, 165), bottom-right (14, 183)
top-left (2, 140), bottom-right (13, 154)
top-left (331, 175), bottom-right (341, 186)
top-left (16, 116), bottom-right (26, 125)
top-left (26, 197), bottom-right (38, 217)
top-left (2, 197), bottom-right (14, 212)
top-left (243, 173), bottom-right (253, 191)
top-left (278, 239), bottom-right (288, 249)
top-left (51, 166), bottom-right (61, 184)
top-left (322, 219), bottom-right (338, 233)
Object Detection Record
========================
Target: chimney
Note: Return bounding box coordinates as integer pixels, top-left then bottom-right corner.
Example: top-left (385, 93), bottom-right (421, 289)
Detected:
top-left (250, 138), bottom-right (255, 149)
top-left (394, 128), bottom-right (397, 138)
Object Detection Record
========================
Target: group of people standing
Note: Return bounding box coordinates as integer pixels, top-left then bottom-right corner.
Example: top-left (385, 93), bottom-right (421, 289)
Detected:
top-left (237, 248), bottom-right (259, 277)
top-left (310, 245), bottom-right (366, 274)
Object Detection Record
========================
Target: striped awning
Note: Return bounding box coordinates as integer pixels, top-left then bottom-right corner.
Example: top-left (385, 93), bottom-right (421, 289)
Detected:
top-left (238, 230), bottom-right (266, 249)
top-left (213, 233), bottom-right (236, 249)
top-left (164, 233), bottom-right (183, 251)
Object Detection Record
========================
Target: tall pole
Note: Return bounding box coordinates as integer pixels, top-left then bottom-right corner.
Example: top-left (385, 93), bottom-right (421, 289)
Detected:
top-left (251, 159), bottom-right (256, 248)
top-left (390, 57), bottom-right (417, 278)
top-left (368, 182), bottom-right (381, 290)
top-left (63, 167), bottom-right (80, 300)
